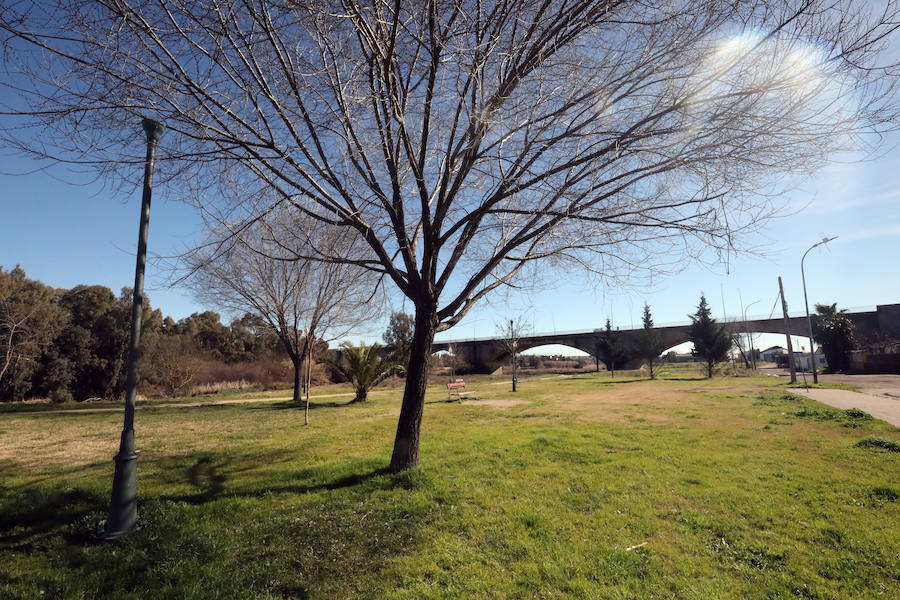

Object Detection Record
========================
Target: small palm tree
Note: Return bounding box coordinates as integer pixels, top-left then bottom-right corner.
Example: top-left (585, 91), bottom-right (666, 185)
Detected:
top-left (329, 342), bottom-right (402, 403)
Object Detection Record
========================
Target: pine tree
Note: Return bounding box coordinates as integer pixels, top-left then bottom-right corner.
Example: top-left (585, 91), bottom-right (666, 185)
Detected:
top-left (689, 294), bottom-right (732, 378)
top-left (636, 303), bottom-right (666, 379)
top-left (596, 318), bottom-right (629, 378)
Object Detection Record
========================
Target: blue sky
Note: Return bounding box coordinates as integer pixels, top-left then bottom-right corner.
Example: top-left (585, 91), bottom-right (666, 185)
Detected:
top-left (2, 30), bottom-right (899, 356)
top-left (2, 138), bottom-right (897, 356)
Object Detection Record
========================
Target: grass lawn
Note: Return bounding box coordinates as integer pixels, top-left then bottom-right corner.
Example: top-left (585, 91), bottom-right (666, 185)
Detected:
top-left (0, 380), bottom-right (372, 414)
top-left (1, 368), bottom-right (898, 599)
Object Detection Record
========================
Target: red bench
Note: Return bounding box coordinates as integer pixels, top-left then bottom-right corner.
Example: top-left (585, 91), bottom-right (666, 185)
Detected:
top-left (447, 379), bottom-right (469, 400)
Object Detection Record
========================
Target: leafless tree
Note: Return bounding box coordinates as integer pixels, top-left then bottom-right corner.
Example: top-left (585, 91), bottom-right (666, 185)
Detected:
top-left (186, 213), bottom-right (377, 424)
top-left (2, 1), bottom-right (899, 470)
top-left (496, 316), bottom-right (530, 392)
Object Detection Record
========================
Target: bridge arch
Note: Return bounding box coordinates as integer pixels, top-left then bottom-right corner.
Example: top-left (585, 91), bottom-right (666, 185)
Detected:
top-left (428, 306), bottom-right (893, 374)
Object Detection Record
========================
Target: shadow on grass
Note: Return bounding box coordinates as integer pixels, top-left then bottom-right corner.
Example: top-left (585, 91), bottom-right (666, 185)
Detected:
top-left (593, 378), bottom-right (648, 386)
top-left (159, 460), bottom-right (393, 505)
top-left (1, 460), bottom-right (111, 491)
top-left (425, 398), bottom-right (462, 405)
top-left (0, 457), bottom-right (443, 598)
top-left (0, 487), bottom-right (106, 552)
top-left (250, 399), bottom-right (354, 411)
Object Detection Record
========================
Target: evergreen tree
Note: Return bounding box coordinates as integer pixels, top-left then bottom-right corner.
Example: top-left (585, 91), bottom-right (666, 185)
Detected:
top-left (689, 294), bottom-right (731, 378)
top-left (0, 266), bottom-right (68, 401)
top-left (382, 312), bottom-right (415, 370)
top-left (812, 303), bottom-right (855, 372)
top-left (596, 318), bottom-right (629, 378)
top-left (636, 303), bottom-right (666, 379)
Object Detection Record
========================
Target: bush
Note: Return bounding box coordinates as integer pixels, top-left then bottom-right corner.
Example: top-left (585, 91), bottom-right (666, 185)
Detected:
top-left (854, 437), bottom-right (900, 453)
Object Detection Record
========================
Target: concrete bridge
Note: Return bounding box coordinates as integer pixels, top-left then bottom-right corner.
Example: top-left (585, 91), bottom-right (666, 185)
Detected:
top-left (432, 304), bottom-right (900, 373)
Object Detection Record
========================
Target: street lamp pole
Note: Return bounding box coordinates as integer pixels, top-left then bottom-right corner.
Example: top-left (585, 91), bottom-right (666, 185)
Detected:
top-left (801, 236), bottom-right (837, 385)
top-left (742, 299), bottom-right (760, 370)
top-left (102, 118), bottom-right (165, 540)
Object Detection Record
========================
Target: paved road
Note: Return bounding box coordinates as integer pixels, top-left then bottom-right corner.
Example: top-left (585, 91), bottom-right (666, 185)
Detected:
top-left (793, 388), bottom-right (900, 427)
top-left (816, 373), bottom-right (900, 400)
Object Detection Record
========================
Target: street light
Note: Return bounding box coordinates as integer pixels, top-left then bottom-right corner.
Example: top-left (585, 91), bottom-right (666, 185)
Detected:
top-left (742, 299), bottom-right (760, 369)
top-left (801, 236), bottom-right (838, 384)
top-left (101, 118), bottom-right (165, 540)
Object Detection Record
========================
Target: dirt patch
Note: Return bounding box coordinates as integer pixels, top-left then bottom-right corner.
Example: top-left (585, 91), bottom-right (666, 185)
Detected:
top-left (462, 398), bottom-right (529, 409)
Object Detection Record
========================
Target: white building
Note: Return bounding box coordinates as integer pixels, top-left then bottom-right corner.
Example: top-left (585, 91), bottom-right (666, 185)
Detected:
top-left (759, 345), bottom-right (786, 362)
top-left (795, 352), bottom-right (828, 371)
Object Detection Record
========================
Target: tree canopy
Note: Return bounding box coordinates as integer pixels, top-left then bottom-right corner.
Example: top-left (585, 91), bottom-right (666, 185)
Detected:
top-left (595, 318), bottom-right (630, 377)
top-left (635, 303), bottom-right (666, 379)
top-left (187, 213), bottom-right (376, 414)
top-left (689, 294), bottom-right (732, 378)
top-left (812, 303), bottom-right (855, 372)
top-left (383, 312), bottom-right (415, 368)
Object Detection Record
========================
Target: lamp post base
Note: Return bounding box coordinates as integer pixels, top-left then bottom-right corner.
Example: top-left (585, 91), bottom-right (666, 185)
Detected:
top-left (100, 430), bottom-right (139, 541)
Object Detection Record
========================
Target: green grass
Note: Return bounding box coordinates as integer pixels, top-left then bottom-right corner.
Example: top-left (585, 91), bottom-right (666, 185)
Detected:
top-left (1, 371), bottom-right (898, 599)
top-left (786, 382), bottom-right (861, 392)
top-left (0, 381), bottom-right (370, 414)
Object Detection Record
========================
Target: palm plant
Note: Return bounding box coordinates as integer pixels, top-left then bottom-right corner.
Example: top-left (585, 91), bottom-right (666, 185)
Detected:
top-left (330, 342), bottom-right (402, 403)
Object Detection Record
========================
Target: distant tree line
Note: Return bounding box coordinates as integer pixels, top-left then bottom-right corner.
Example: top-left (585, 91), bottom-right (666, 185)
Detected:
top-left (0, 265), bottom-right (310, 402)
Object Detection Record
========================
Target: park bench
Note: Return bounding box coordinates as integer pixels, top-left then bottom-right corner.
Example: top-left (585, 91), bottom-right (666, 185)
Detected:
top-left (447, 379), bottom-right (473, 401)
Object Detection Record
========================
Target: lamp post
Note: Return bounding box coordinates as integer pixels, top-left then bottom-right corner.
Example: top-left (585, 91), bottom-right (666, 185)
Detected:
top-left (742, 299), bottom-right (760, 370)
top-left (510, 319), bottom-right (518, 392)
top-left (801, 236), bottom-right (837, 384)
top-left (102, 118), bottom-right (165, 540)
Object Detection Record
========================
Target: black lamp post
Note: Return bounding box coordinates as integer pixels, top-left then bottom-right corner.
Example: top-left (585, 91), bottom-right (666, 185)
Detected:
top-left (101, 118), bottom-right (165, 540)
top-left (801, 236), bottom-right (837, 384)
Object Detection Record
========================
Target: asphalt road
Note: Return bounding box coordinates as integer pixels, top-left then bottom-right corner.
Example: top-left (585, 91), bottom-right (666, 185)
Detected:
top-left (786, 372), bottom-right (900, 427)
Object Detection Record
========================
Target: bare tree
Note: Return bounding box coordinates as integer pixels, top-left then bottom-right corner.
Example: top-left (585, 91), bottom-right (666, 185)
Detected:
top-left (497, 316), bottom-right (530, 392)
top-left (186, 214), bottom-right (376, 424)
top-left (2, 1), bottom-right (898, 470)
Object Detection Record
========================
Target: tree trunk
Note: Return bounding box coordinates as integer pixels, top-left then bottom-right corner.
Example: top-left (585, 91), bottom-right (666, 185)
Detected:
top-left (304, 347), bottom-right (311, 425)
top-left (649, 359), bottom-right (654, 380)
top-left (390, 307), bottom-right (436, 473)
top-left (292, 355), bottom-right (302, 404)
top-left (707, 359), bottom-right (713, 378)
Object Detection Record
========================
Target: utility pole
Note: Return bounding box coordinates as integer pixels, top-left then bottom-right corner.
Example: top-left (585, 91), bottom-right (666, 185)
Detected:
top-left (102, 118), bottom-right (165, 540)
top-left (778, 276), bottom-right (797, 383)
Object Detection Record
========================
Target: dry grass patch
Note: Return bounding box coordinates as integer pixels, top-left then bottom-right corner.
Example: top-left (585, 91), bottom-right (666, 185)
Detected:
top-left (462, 398), bottom-right (529, 409)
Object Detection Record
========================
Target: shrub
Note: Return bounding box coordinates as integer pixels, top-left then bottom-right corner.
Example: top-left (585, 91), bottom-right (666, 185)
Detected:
top-left (854, 437), bottom-right (900, 453)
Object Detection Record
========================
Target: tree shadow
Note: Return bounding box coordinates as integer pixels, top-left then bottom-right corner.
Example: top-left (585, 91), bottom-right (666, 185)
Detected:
top-left (425, 398), bottom-right (462, 405)
top-left (250, 399), bottom-right (355, 411)
top-left (158, 462), bottom-right (393, 505)
top-left (593, 378), bottom-right (648, 386)
top-left (1, 454), bottom-right (447, 597)
top-left (0, 487), bottom-right (106, 552)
